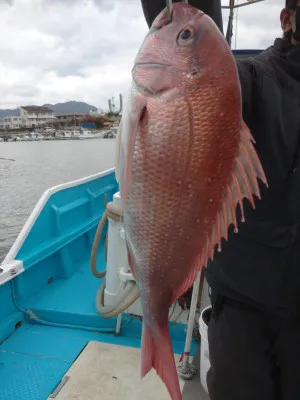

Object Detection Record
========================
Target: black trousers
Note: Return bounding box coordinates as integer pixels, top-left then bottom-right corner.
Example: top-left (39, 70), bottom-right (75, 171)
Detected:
top-left (207, 299), bottom-right (300, 400)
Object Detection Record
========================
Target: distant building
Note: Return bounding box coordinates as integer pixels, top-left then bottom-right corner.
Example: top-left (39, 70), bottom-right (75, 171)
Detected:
top-left (54, 113), bottom-right (85, 129)
top-left (19, 106), bottom-right (54, 129)
top-left (0, 116), bottom-right (22, 130)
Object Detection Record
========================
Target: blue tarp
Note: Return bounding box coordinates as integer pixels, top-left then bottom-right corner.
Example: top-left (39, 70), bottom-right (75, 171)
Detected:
top-left (80, 122), bottom-right (96, 129)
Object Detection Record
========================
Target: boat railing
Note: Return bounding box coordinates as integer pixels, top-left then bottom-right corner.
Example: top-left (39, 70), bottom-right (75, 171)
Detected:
top-left (232, 49), bottom-right (263, 58)
top-left (0, 167), bottom-right (117, 286)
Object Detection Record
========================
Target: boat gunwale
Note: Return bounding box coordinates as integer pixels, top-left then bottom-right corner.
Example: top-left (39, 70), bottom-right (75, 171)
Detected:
top-left (2, 167), bottom-right (116, 265)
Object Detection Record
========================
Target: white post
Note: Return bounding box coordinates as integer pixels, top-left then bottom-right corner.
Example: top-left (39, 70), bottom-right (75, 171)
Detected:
top-left (177, 271), bottom-right (201, 379)
top-left (183, 272), bottom-right (201, 368)
top-left (104, 192), bottom-right (129, 306)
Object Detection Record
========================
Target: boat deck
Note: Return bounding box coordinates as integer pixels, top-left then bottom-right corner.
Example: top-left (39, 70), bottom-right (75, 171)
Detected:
top-left (0, 251), bottom-right (201, 399)
top-left (0, 324), bottom-right (208, 400)
top-left (183, 346), bottom-right (210, 400)
top-left (48, 341), bottom-right (185, 399)
top-left (47, 341), bottom-right (209, 400)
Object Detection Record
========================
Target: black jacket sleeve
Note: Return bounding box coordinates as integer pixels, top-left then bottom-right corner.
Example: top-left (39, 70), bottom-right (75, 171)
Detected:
top-left (236, 60), bottom-right (255, 128)
top-left (141, 0), bottom-right (223, 34)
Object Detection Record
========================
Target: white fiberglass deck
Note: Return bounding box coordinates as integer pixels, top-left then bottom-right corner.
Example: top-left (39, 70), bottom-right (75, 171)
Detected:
top-left (49, 341), bottom-right (184, 400)
top-left (49, 342), bottom-right (209, 400)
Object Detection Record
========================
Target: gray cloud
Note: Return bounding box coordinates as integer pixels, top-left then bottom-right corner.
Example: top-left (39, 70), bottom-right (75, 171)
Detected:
top-left (0, 0), bottom-right (13, 5)
top-left (44, 0), bottom-right (117, 12)
top-left (9, 85), bottom-right (41, 97)
top-left (0, 0), bottom-right (285, 109)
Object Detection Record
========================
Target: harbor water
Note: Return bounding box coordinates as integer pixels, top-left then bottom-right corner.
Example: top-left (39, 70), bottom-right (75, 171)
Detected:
top-left (0, 139), bottom-right (116, 262)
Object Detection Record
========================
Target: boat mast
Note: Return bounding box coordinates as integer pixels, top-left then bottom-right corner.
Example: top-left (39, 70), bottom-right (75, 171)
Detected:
top-left (222, 0), bottom-right (266, 49)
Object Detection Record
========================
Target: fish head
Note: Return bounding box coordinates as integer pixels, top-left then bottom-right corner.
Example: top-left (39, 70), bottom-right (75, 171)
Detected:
top-left (132, 2), bottom-right (233, 101)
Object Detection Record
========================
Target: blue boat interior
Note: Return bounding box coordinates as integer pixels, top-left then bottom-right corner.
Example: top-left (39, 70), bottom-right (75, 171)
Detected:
top-left (0, 170), bottom-right (197, 400)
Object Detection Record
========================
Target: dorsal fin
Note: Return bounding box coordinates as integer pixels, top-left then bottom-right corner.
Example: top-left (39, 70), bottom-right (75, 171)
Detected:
top-left (171, 120), bottom-right (267, 303)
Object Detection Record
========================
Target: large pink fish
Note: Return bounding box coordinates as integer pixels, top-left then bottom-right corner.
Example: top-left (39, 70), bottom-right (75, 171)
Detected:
top-left (115, 3), bottom-right (267, 399)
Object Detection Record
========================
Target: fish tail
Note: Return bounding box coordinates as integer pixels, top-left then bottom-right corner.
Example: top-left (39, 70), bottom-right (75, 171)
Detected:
top-left (141, 323), bottom-right (182, 400)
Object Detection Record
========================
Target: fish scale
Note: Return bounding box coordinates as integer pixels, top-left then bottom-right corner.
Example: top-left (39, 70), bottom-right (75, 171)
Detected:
top-left (115, 3), bottom-right (267, 400)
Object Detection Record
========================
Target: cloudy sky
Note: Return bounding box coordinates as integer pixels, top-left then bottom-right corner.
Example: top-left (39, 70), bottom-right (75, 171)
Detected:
top-left (0, 0), bottom-right (285, 111)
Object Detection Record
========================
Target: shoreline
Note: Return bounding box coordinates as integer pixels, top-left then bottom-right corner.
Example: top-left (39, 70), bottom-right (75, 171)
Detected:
top-left (0, 129), bottom-right (117, 142)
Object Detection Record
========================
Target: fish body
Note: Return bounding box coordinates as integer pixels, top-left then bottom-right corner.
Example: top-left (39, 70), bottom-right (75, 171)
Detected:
top-left (115, 3), bottom-right (267, 399)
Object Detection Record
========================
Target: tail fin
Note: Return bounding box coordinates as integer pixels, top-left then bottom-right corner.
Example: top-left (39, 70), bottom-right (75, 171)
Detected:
top-left (141, 323), bottom-right (182, 400)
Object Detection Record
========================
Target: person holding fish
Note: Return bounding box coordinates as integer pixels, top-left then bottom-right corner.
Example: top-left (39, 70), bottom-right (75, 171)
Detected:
top-left (128, 1), bottom-right (300, 399)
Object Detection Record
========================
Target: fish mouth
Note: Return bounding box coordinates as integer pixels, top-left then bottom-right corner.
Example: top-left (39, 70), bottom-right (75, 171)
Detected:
top-left (132, 62), bottom-right (173, 97)
top-left (133, 81), bottom-right (167, 97)
top-left (132, 61), bottom-right (183, 100)
top-left (134, 62), bottom-right (170, 69)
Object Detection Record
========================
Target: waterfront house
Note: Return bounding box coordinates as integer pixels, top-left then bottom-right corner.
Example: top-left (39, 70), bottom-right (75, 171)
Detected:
top-left (0, 116), bottom-right (22, 131)
top-left (19, 106), bottom-right (55, 129)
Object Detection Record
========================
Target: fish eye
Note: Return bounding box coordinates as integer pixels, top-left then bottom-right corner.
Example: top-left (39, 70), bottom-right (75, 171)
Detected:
top-left (181, 29), bottom-right (192, 40)
top-left (177, 27), bottom-right (195, 45)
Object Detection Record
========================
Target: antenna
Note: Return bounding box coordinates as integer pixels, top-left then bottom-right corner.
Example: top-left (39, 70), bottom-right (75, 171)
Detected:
top-left (222, 0), bottom-right (266, 48)
top-left (222, 0), bottom-right (265, 9)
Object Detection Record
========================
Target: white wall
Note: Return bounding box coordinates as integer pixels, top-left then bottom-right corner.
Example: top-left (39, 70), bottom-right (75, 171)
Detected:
top-left (0, 116), bottom-right (22, 130)
top-left (19, 107), bottom-right (55, 128)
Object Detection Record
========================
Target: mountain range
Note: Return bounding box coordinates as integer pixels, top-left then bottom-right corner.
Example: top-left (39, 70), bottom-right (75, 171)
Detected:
top-left (0, 101), bottom-right (98, 117)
